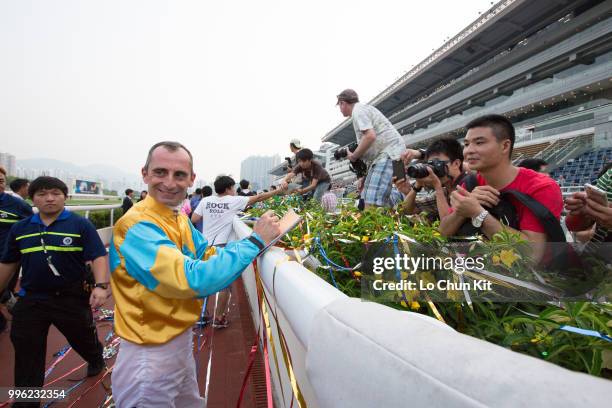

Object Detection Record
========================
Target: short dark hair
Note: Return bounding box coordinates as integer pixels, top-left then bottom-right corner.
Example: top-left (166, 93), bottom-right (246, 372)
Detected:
top-left (202, 186), bottom-right (213, 197)
top-left (465, 114), bottom-right (515, 157)
top-left (518, 158), bottom-right (548, 172)
top-left (144, 141), bottom-right (194, 173)
top-left (28, 176), bottom-right (68, 198)
top-left (296, 148), bottom-right (314, 162)
top-left (195, 188), bottom-right (202, 195)
top-left (239, 179), bottom-right (250, 189)
top-left (125, 188), bottom-right (133, 195)
top-left (214, 176), bottom-right (235, 194)
top-left (9, 178), bottom-right (29, 192)
top-left (426, 137), bottom-right (463, 164)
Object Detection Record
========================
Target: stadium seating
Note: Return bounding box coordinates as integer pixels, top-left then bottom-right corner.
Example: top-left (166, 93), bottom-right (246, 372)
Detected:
top-left (549, 147), bottom-right (612, 186)
top-left (511, 141), bottom-right (551, 162)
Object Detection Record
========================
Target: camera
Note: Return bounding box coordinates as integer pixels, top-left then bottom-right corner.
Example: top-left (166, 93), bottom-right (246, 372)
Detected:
top-left (406, 159), bottom-right (448, 179)
top-left (285, 157), bottom-right (292, 167)
top-left (334, 142), bottom-right (368, 178)
top-left (333, 142), bottom-right (358, 160)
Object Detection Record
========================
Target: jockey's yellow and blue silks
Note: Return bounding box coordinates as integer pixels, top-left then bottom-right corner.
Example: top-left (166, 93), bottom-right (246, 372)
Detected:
top-left (109, 195), bottom-right (262, 345)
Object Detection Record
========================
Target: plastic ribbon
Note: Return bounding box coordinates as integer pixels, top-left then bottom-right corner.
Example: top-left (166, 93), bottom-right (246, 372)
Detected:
top-left (42, 379), bottom-right (86, 408)
top-left (253, 261), bottom-right (278, 408)
top-left (44, 363), bottom-right (87, 387)
top-left (98, 394), bottom-right (114, 408)
top-left (558, 325), bottom-right (612, 342)
top-left (263, 258), bottom-right (307, 408)
top-left (314, 237), bottom-right (354, 271)
top-left (44, 345), bottom-right (72, 378)
top-left (270, 256), bottom-right (300, 407)
top-left (392, 234), bottom-right (414, 309)
top-left (66, 364), bottom-right (115, 408)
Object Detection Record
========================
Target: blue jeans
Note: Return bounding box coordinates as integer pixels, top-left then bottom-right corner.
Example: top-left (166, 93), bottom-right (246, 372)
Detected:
top-left (313, 181), bottom-right (331, 202)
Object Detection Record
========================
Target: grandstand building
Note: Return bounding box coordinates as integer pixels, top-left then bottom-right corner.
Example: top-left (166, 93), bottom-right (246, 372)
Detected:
top-left (324, 0), bottom-right (612, 187)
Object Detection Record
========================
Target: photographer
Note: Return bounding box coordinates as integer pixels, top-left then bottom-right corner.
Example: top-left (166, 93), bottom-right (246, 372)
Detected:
top-left (438, 115), bottom-right (563, 252)
top-left (281, 148), bottom-right (331, 202)
top-left (336, 89), bottom-right (405, 208)
top-left (394, 138), bottom-right (467, 221)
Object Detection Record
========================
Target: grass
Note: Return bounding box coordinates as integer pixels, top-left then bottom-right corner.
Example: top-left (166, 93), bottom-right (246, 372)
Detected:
top-left (66, 199), bottom-right (121, 206)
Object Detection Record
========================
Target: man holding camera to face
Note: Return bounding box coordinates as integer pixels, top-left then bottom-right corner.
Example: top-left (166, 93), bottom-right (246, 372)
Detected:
top-left (336, 89), bottom-right (406, 208)
top-left (394, 138), bottom-right (467, 221)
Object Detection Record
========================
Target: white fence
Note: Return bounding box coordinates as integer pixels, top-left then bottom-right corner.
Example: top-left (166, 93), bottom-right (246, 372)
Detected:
top-left (33, 203), bottom-right (122, 227)
top-left (232, 218), bottom-right (610, 408)
top-left (85, 205), bottom-right (609, 407)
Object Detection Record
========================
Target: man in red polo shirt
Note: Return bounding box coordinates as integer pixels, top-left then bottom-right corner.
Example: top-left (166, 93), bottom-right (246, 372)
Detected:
top-left (439, 114), bottom-right (563, 253)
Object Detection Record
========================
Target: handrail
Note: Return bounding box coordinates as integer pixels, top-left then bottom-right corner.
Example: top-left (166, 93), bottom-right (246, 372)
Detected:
top-left (231, 218), bottom-right (610, 407)
top-left (33, 203), bottom-right (122, 227)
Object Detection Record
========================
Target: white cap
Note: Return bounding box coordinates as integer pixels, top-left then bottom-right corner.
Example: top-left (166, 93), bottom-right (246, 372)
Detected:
top-left (290, 139), bottom-right (302, 149)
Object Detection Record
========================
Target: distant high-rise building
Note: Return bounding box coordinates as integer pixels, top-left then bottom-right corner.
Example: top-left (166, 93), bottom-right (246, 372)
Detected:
top-left (240, 155), bottom-right (281, 191)
top-left (0, 152), bottom-right (17, 175)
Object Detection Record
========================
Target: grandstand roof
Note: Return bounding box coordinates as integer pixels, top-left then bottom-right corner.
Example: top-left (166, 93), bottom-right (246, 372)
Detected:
top-left (323, 0), bottom-right (600, 147)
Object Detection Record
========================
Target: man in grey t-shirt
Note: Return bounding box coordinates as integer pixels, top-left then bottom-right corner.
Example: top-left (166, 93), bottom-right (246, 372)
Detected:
top-left (337, 89), bottom-right (405, 207)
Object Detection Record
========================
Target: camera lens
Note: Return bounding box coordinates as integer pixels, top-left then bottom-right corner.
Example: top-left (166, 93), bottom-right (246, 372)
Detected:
top-left (406, 163), bottom-right (429, 179)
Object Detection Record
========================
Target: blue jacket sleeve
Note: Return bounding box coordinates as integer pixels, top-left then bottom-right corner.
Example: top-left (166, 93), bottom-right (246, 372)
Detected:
top-left (116, 221), bottom-right (261, 299)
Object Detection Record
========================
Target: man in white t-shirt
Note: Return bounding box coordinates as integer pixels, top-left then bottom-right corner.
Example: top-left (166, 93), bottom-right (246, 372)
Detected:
top-left (337, 88), bottom-right (406, 208)
top-left (191, 175), bottom-right (284, 326)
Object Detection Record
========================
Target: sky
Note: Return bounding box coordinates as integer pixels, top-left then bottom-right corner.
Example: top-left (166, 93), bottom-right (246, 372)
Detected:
top-left (0, 0), bottom-right (495, 184)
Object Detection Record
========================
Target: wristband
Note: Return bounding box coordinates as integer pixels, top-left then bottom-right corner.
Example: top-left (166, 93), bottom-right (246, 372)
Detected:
top-left (248, 234), bottom-right (265, 251)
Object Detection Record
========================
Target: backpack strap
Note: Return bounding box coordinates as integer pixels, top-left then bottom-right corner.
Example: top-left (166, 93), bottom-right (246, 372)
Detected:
top-left (503, 190), bottom-right (566, 242)
top-left (460, 173), bottom-right (478, 192)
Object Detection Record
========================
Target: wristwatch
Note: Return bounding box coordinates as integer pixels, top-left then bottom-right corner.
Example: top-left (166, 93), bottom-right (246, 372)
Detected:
top-left (417, 148), bottom-right (427, 159)
top-left (471, 210), bottom-right (489, 228)
top-left (93, 282), bottom-right (110, 290)
top-left (410, 180), bottom-right (422, 193)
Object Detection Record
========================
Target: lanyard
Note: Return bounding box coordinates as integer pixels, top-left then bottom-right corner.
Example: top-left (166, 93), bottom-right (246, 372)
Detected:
top-left (38, 226), bottom-right (61, 277)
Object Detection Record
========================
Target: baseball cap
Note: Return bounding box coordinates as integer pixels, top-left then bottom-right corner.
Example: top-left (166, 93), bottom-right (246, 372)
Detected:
top-left (290, 139), bottom-right (302, 149)
top-left (336, 89), bottom-right (359, 105)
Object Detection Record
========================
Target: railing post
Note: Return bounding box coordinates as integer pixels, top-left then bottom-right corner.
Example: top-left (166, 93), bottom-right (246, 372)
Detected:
top-left (85, 210), bottom-right (90, 219)
top-left (110, 209), bottom-right (114, 227)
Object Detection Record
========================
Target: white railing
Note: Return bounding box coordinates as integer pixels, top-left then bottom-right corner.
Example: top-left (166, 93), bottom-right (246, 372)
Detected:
top-left (68, 194), bottom-right (120, 200)
top-left (231, 218), bottom-right (610, 407)
top-left (66, 204), bottom-right (121, 226)
top-left (34, 203), bottom-right (122, 227)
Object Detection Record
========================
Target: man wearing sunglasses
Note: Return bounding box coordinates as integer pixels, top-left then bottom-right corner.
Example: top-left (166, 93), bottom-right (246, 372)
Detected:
top-left (0, 176), bottom-right (110, 403)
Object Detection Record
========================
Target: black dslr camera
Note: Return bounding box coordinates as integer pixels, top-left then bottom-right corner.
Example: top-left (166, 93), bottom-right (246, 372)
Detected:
top-left (406, 159), bottom-right (449, 179)
top-left (334, 142), bottom-right (368, 178)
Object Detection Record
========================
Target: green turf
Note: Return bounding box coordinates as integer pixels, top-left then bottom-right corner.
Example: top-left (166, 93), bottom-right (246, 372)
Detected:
top-left (66, 199), bottom-right (121, 205)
